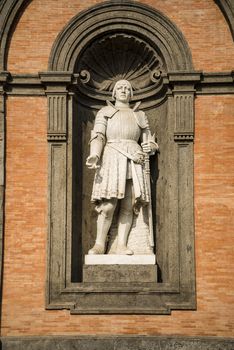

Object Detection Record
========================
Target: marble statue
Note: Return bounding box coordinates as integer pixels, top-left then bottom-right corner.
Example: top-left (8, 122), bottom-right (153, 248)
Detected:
top-left (86, 80), bottom-right (159, 255)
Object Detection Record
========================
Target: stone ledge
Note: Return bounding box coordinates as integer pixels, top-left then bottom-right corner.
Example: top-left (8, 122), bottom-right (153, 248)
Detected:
top-left (1, 336), bottom-right (233, 350)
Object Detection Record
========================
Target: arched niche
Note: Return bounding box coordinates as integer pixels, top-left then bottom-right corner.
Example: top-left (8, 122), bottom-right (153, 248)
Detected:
top-left (43, 0), bottom-right (197, 314)
top-left (49, 1), bottom-right (193, 72)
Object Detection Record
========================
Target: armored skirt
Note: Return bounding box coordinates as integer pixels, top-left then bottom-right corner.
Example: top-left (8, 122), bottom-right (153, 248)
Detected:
top-left (91, 106), bottom-right (150, 204)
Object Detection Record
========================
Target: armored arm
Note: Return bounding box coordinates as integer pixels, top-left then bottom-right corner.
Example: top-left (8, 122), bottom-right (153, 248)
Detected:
top-left (89, 130), bottom-right (105, 159)
top-left (86, 110), bottom-right (107, 169)
top-left (138, 111), bottom-right (159, 155)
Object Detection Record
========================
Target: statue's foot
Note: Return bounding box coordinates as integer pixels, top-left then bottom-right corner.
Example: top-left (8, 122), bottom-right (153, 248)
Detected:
top-left (115, 245), bottom-right (133, 255)
top-left (88, 244), bottom-right (105, 255)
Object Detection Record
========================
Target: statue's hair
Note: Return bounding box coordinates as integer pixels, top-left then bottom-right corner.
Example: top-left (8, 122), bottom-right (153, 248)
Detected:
top-left (112, 80), bottom-right (133, 100)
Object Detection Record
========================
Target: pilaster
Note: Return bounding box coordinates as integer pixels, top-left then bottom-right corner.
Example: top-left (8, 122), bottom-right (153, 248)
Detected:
top-left (40, 72), bottom-right (72, 302)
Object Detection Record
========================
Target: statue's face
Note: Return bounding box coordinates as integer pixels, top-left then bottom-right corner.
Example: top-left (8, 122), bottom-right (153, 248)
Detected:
top-left (114, 81), bottom-right (132, 103)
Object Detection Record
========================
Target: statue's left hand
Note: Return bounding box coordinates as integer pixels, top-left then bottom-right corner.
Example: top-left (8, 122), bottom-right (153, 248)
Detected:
top-left (141, 141), bottom-right (159, 154)
top-left (141, 142), bottom-right (152, 153)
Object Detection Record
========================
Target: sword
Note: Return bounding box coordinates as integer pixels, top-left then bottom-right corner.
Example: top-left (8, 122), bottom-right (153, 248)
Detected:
top-left (142, 133), bottom-right (155, 249)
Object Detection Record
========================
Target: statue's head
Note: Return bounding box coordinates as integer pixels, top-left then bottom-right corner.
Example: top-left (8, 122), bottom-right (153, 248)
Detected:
top-left (112, 80), bottom-right (133, 103)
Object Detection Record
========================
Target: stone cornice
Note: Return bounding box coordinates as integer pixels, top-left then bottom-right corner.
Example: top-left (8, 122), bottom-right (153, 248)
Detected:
top-left (1, 335), bottom-right (233, 350)
top-left (39, 71), bottom-right (73, 84)
top-left (167, 71), bottom-right (201, 82)
top-left (1, 71), bottom-right (233, 96)
top-left (196, 71), bottom-right (234, 94)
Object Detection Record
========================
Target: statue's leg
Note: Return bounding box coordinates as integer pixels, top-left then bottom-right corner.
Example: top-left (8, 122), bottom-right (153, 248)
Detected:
top-left (88, 199), bottom-right (117, 255)
top-left (116, 180), bottom-right (134, 255)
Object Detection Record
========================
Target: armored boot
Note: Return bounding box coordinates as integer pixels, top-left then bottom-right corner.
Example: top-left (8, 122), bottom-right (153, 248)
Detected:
top-left (115, 208), bottom-right (133, 255)
top-left (88, 200), bottom-right (117, 255)
top-left (88, 213), bottom-right (111, 254)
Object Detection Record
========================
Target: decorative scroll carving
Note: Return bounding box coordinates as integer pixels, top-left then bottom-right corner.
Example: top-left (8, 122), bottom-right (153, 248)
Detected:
top-left (77, 34), bottom-right (163, 92)
top-left (79, 70), bottom-right (90, 84)
top-left (47, 95), bottom-right (67, 141)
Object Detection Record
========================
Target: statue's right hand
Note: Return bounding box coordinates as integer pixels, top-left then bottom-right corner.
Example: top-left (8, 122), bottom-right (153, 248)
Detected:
top-left (86, 155), bottom-right (100, 169)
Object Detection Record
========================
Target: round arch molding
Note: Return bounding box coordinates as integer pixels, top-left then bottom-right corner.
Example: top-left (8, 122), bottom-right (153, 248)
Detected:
top-left (49, 0), bottom-right (193, 73)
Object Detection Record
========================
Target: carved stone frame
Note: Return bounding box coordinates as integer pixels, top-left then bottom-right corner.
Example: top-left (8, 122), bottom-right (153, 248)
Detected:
top-left (43, 1), bottom-right (198, 314)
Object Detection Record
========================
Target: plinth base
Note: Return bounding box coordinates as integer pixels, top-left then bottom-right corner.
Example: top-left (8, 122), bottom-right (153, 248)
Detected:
top-left (84, 254), bottom-right (156, 265)
top-left (83, 255), bottom-right (157, 282)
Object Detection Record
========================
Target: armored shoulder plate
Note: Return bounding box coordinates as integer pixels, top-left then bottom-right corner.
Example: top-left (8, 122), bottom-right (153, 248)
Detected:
top-left (134, 110), bottom-right (149, 129)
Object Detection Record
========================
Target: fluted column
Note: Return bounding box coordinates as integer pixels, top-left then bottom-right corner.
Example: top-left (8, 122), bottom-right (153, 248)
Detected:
top-left (40, 72), bottom-right (72, 300)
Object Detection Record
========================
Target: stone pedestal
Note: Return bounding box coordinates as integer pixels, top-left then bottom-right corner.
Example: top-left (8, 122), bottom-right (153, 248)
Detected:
top-left (83, 255), bottom-right (157, 282)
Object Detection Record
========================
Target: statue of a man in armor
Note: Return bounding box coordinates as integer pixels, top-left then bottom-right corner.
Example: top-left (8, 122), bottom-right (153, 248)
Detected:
top-left (86, 80), bottom-right (158, 255)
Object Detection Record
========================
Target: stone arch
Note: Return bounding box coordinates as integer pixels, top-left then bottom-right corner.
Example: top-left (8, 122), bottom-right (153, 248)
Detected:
top-left (0, 0), bottom-right (32, 70)
top-left (215, 0), bottom-right (234, 40)
top-left (49, 0), bottom-right (194, 73)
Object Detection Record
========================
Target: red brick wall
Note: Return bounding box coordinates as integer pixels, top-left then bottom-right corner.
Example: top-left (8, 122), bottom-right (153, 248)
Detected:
top-left (2, 0), bottom-right (234, 338)
top-left (8, 0), bottom-right (234, 73)
top-left (2, 95), bottom-right (234, 337)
